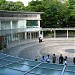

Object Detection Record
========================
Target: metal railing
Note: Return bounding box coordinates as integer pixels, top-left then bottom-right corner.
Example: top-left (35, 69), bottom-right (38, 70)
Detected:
top-left (0, 27), bottom-right (41, 36)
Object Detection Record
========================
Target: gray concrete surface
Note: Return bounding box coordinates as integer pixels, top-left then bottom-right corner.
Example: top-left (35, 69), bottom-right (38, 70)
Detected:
top-left (1, 38), bottom-right (75, 65)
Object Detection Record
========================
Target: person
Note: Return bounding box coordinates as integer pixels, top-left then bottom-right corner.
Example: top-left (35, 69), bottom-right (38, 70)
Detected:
top-left (41, 56), bottom-right (45, 62)
top-left (46, 54), bottom-right (50, 63)
top-left (64, 56), bottom-right (67, 65)
top-left (39, 37), bottom-right (41, 43)
top-left (59, 54), bottom-right (64, 64)
top-left (35, 59), bottom-right (38, 61)
top-left (73, 57), bottom-right (75, 65)
top-left (52, 54), bottom-right (56, 63)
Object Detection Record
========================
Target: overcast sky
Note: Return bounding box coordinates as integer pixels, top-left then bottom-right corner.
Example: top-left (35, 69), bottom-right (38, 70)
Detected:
top-left (6, 0), bottom-right (32, 6)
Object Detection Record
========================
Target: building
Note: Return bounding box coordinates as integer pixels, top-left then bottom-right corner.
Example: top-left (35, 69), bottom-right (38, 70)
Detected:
top-left (0, 10), bottom-right (43, 45)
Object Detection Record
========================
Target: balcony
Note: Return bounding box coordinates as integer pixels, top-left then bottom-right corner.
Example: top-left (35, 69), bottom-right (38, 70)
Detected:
top-left (0, 27), bottom-right (42, 36)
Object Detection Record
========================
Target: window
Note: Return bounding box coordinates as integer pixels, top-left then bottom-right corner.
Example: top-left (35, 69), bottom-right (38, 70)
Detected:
top-left (26, 20), bottom-right (38, 27)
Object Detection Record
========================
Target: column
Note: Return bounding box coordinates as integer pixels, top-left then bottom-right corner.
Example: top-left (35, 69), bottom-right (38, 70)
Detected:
top-left (38, 20), bottom-right (40, 28)
top-left (67, 30), bottom-right (68, 39)
top-left (10, 21), bottom-right (13, 29)
top-left (24, 20), bottom-right (26, 28)
top-left (25, 32), bottom-right (27, 39)
top-left (18, 33), bottom-right (20, 43)
top-left (30, 33), bottom-right (31, 40)
top-left (11, 34), bottom-right (13, 41)
top-left (39, 31), bottom-right (41, 37)
top-left (0, 20), bottom-right (1, 36)
top-left (0, 20), bottom-right (1, 30)
top-left (6, 35), bottom-right (8, 48)
top-left (54, 30), bottom-right (56, 38)
top-left (10, 21), bottom-right (13, 41)
top-left (34, 32), bottom-right (36, 38)
top-left (42, 30), bottom-right (43, 39)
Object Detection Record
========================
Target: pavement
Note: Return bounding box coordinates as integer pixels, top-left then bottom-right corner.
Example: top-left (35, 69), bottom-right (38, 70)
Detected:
top-left (1, 38), bottom-right (75, 65)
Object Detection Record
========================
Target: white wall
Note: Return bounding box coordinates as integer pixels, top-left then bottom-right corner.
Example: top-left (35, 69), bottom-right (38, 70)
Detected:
top-left (18, 20), bottom-right (24, 28)
top-left (18, 20), bottom-right (26, 28)
top-left (1, 21), bottom-right (10, 29)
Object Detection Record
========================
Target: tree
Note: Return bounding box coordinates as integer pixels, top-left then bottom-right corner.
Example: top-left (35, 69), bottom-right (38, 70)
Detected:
top-left (67, 0), bottom-right (75, 27)
top-left (0, 1), bottom-right (25, 11)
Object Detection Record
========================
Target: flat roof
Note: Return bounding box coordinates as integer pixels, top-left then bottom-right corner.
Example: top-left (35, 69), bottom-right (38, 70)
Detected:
top-left (0, 10), bottom-right (44, 14)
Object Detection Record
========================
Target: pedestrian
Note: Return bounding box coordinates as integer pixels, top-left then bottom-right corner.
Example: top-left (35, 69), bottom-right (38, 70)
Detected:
top-left (35, 59), bottom-right (38, 61)
top-left (64, 56), bottom-right (67, 65)
top-left (73, 57), bottom-right (75, 65)
top-left (39, 37), bottom-right (41, 43)
top-left (46, 54), bottom-right (50, 63)
top-left (41, 56), bottom-right (45, 62)
top-left (52, 54), bottom-right (56, 63)
top-left (59, 54), bottom-right (64, 64)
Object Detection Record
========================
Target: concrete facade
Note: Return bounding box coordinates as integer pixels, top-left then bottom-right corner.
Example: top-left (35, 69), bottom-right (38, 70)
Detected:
top-left (0, 11), bottom-right (43, 45)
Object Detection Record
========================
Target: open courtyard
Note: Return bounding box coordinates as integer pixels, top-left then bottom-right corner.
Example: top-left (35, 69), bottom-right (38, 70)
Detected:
top-left (1, 38), bottom-right (75, 65)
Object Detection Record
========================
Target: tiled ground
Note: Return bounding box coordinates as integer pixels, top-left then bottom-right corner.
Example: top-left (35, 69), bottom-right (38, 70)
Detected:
top-left (1, 38), bottom-right (75, 65)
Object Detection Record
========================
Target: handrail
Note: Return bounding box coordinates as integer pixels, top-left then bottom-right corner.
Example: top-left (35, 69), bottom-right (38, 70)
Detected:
top-left (60, 64), bottom-right (66, 75)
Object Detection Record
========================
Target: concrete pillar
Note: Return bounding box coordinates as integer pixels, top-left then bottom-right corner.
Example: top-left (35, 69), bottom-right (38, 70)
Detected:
top-left (38, 20), bottom-right (40, 28)
top-left (0, 20), bottom-right (1, 30)
top-left (35, 32), bottom-right (37, 38)
top-left (25, 32), bottom-right (27, 39)
top-left (9, 35), bottom-right (11, 42)
top-left (42, 31), bottom-right (43, 38)
top-left (67, 30), bottom-right (68, 39)
top-left (11, 34), bottom-right (13, 41)
top-left (39, 31), bottom-right (41, 37)
top-left (34, 32), bottom-right (36, 38)
top-left (18, 33), bottom-right (20, 42)
top-left (6, 35), bottom-right (8, 48)
top-left (10, 21), bottom-right (13, 29)
top-left (10, 21), bottom-right (13, 41)
top-left (54, 30), bottom-right (56, 38)
top-left (30, 33), bottom-right (31, 40)
top-left (24, 20), bottom-right (26, 28)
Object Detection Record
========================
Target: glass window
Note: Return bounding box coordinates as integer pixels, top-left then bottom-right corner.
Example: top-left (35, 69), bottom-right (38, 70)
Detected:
top-left (26, 20), bottom-right (38, 27)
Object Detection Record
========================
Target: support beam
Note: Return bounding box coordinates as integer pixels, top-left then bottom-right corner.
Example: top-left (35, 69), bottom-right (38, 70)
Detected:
top-left (6, 35), bottom-right (8, 48)
top-left (38, 20), bottom-right (40, 28)
top-left (0, 20), bottom-right (1, 30)
top-left (67, 30), bottom-right (68, 39)
top-left (42, 31), bottom-right (43, 39)
top-left (30, 33), bottom-right (31, 40)
top-left (54, 30), bottom-right (56, 38)
top-left (10, 21), bottom-right (13, 29)
top-left (18, 33), bottom-right (20, 43)
top-left (11, 34), bottom-right (13, 41)
top-left (39, 31), bottom-right (41, 37)
top-left (25, 32), bottom-right (27, 39)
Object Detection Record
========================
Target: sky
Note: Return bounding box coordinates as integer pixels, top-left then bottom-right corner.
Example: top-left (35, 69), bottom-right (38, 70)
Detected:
top-left (6, 0), bottom-right (32, 6)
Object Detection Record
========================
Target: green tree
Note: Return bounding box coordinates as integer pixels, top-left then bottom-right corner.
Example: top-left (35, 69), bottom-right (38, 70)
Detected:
top-left (0, 1), bottom-right (25, 11)
top-left (67, 0), bottom-right (75, 27)
top-left (26, 0), bottom-right (69, 28)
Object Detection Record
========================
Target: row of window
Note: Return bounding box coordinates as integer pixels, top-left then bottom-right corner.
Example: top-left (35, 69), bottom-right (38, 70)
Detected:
top-left (0, 20), bottom-right (38, 29)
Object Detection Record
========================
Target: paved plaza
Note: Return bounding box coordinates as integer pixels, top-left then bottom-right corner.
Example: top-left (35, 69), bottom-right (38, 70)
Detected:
top-left (1, 38), bottom-right (75, 65)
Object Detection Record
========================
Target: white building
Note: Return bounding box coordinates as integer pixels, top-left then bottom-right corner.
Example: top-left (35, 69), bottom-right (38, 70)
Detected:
top-left (0, 10), bottom-right (43, 44)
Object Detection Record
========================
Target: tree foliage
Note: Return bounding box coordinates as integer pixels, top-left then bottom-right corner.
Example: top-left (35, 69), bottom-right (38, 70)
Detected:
top-left (0, 0), bottom-right (25, 11)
